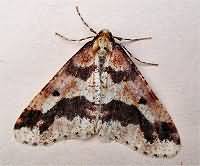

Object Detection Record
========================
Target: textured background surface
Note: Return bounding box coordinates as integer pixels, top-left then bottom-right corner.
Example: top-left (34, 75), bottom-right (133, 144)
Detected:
top-left (0, 0), bottom-right (199, 165)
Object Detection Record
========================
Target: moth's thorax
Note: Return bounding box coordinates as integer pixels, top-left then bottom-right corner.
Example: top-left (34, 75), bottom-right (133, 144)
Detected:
top-left (93, 29), bottom-right (113, 54)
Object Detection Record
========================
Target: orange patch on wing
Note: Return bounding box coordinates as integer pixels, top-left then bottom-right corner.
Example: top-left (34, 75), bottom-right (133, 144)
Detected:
top-left (120, 83), bottom-right (138, 106)
top-left (110, 49), bottom-right (129, 70)
top-left (73, 49), bottom-right (95, 66)
top-left (63, 79), bottom-right (78, 94)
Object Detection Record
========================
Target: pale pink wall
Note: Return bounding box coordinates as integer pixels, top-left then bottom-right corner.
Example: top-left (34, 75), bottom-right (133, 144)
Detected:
top-left (0, 0), bottom-right (199, 165)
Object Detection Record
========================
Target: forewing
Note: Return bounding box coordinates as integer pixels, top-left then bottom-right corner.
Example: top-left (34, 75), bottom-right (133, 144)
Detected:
top-left (14, 41), bottom-right (99, 145)
top-left (98, 44), bottom-right (181, 158)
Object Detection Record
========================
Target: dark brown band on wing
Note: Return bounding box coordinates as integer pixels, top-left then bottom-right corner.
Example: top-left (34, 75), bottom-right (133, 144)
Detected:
top-left (14, 96), bottom-right (180, 145)
top-left (105, 65), bottom-right (138, 83)
top-left (65, 60), bottom-right (97, 81)
top-left (14, 96), bottom-right (97, 134)
top-left (39, 96), bottom-right (96, 133)
top-left (14, 109), bottom-right (42, 130)
top-left (155, 121), bottom-right (181, 145)
top-left (101, 100), bottom-right (155, 143)
top-left (102, 100), bottom-right (180, 145)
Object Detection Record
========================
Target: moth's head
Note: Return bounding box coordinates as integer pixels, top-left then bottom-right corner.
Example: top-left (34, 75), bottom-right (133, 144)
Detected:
top-left (97, 29), bottom-right (113, 39)
top-left (93, 29), bottom-right (114, 52)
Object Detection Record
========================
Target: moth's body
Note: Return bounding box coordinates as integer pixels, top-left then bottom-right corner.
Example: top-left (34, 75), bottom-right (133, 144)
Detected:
top-left (14, 29), bottom-right (181, 158)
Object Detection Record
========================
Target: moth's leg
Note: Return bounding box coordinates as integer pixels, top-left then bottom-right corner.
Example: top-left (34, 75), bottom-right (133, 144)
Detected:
top-left (121, 44), bottom-right (159, 66)
top-left (75, 6), bottom-right (97, 34)
top-left (114, 36), bottom-right (152, 42)
top-left (55, 32), bottom-right (94, 42)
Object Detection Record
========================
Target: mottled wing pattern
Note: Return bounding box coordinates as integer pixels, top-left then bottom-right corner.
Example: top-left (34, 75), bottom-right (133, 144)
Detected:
top-left (14, 41), bottom-right (100, 145)
top-left (14, 30), bottom-right (181, 158)
top-left (97, 44), bottom-right (181, 158)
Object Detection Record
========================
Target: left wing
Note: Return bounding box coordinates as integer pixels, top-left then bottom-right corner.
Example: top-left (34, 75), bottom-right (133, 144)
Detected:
top-left (14, 41), bottom-right (99, 145)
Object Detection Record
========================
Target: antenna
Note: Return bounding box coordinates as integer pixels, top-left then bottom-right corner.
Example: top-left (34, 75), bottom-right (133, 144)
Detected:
top-left (75, 6), bottom-right (97, 34)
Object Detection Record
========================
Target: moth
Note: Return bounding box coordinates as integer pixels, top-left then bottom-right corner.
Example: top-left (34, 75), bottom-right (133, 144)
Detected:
top-left (14, 6), bottom-right (181, 158)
